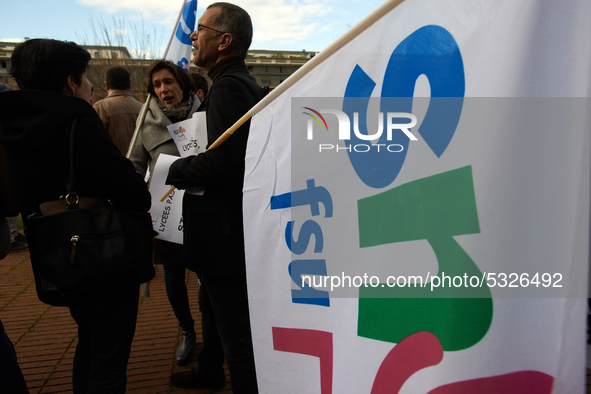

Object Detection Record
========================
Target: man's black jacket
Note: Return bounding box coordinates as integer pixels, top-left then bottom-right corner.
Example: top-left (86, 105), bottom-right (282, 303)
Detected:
top-left (167, 57), bottom-right (264, 275)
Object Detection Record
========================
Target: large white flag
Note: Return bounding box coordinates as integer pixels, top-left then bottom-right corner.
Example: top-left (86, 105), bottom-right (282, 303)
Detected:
top-left (164, 0), bottom-right (197, 72)
top-left (243, 0), bottom-right (591, 393)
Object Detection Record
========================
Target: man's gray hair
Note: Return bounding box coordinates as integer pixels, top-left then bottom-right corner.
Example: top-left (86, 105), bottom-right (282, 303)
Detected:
top-left (208, 2), bottom-right (253, 59)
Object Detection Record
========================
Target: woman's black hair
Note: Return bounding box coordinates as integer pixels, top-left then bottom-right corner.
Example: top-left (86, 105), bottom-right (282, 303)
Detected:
top-left (10, 39), bottom-right (91, 93)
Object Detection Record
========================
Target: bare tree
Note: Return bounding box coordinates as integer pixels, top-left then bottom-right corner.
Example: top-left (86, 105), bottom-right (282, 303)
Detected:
top-left (76, 15), bottom-right (165, 103)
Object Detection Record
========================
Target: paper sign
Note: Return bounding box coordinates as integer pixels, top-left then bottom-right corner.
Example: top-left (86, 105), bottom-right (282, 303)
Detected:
top-left (149, 154), bottom-right (185, 244)
top-left (167, 111), bottom-right (207, 158)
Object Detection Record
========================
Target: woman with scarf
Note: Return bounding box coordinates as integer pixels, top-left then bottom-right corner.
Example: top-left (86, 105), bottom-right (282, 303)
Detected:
top-left (128, 60), bottom-right (199, 365)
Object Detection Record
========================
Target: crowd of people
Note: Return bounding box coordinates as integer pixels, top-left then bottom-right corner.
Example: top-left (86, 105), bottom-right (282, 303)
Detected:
top-left (0, 2), bottom-right (262, 393)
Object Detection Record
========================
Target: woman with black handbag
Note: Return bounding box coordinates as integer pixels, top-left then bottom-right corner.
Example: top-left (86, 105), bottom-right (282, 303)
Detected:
top-left (0, 39), bottom-right (152, 393)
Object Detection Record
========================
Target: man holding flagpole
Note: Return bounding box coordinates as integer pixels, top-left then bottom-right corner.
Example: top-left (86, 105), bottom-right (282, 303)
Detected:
top-left (167, 3), bottom-right (264, 393)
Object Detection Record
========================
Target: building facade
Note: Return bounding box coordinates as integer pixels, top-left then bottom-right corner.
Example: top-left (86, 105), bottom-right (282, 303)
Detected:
top-left (0, 41), bottom-right (317, 98)
top-left (0, 41), bottom-right (18, 89)
top-left (246, 49), bottom-right (317, 90)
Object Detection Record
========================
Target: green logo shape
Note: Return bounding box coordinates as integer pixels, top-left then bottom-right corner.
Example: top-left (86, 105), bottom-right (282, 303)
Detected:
top-left (357, 166), bottom-right (493, 351)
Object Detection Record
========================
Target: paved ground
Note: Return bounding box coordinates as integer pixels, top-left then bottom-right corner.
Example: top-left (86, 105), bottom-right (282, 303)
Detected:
top-left (3, 247), bottom-right (591, 393)
top-left (1, 248), bottom-right (232, 394)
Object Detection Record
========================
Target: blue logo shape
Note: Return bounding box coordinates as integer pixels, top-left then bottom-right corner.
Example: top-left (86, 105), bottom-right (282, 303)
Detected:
top-left (175, 0), bottom-right (197, 45)
top-left (344, 25), bottom-right (465, 189)
top-left (177, 57), bottom-right (190, 72)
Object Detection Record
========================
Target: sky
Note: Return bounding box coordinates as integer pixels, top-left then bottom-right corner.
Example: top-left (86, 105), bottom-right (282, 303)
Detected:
top-left (1, 0), bottom-right (387, 56)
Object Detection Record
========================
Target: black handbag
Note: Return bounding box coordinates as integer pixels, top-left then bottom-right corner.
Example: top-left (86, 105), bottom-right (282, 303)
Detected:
top-left (25, 119), bottom-right (155, 306)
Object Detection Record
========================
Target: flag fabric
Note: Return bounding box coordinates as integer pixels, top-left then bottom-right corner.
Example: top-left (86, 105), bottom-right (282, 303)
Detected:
top-left (164, 0), bottom-right (197, 72)
top-left (242, 0), bottom-right (591, 393)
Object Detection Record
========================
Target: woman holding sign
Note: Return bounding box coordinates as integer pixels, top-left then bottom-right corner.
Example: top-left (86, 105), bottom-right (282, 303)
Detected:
top-left (128, 60), bottom-right (201, 365)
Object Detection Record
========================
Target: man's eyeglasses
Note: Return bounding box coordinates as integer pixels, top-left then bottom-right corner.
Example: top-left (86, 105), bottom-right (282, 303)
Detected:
top-left (197, 24), bottom-right (226, 35)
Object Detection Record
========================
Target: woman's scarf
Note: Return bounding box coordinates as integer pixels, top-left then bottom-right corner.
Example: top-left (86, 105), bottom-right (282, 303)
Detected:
top-left (158, 95), bottom-right (194, 123)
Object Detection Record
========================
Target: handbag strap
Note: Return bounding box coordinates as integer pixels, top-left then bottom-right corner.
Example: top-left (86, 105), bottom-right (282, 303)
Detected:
top-left (64, 119), bottom-right (79, 208)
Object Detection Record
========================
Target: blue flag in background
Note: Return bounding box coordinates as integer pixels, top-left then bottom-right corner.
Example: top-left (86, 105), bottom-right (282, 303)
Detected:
top-left (164, 0), bottom-right (197, 72)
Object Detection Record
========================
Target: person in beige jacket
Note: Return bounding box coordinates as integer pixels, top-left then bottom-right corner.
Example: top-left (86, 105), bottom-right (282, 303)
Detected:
top-left (93, 66), bottom-right (143, 155)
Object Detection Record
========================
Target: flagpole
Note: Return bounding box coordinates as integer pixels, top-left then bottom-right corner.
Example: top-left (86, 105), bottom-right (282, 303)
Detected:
top-left (160, 0), bottom-right (405, 201)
